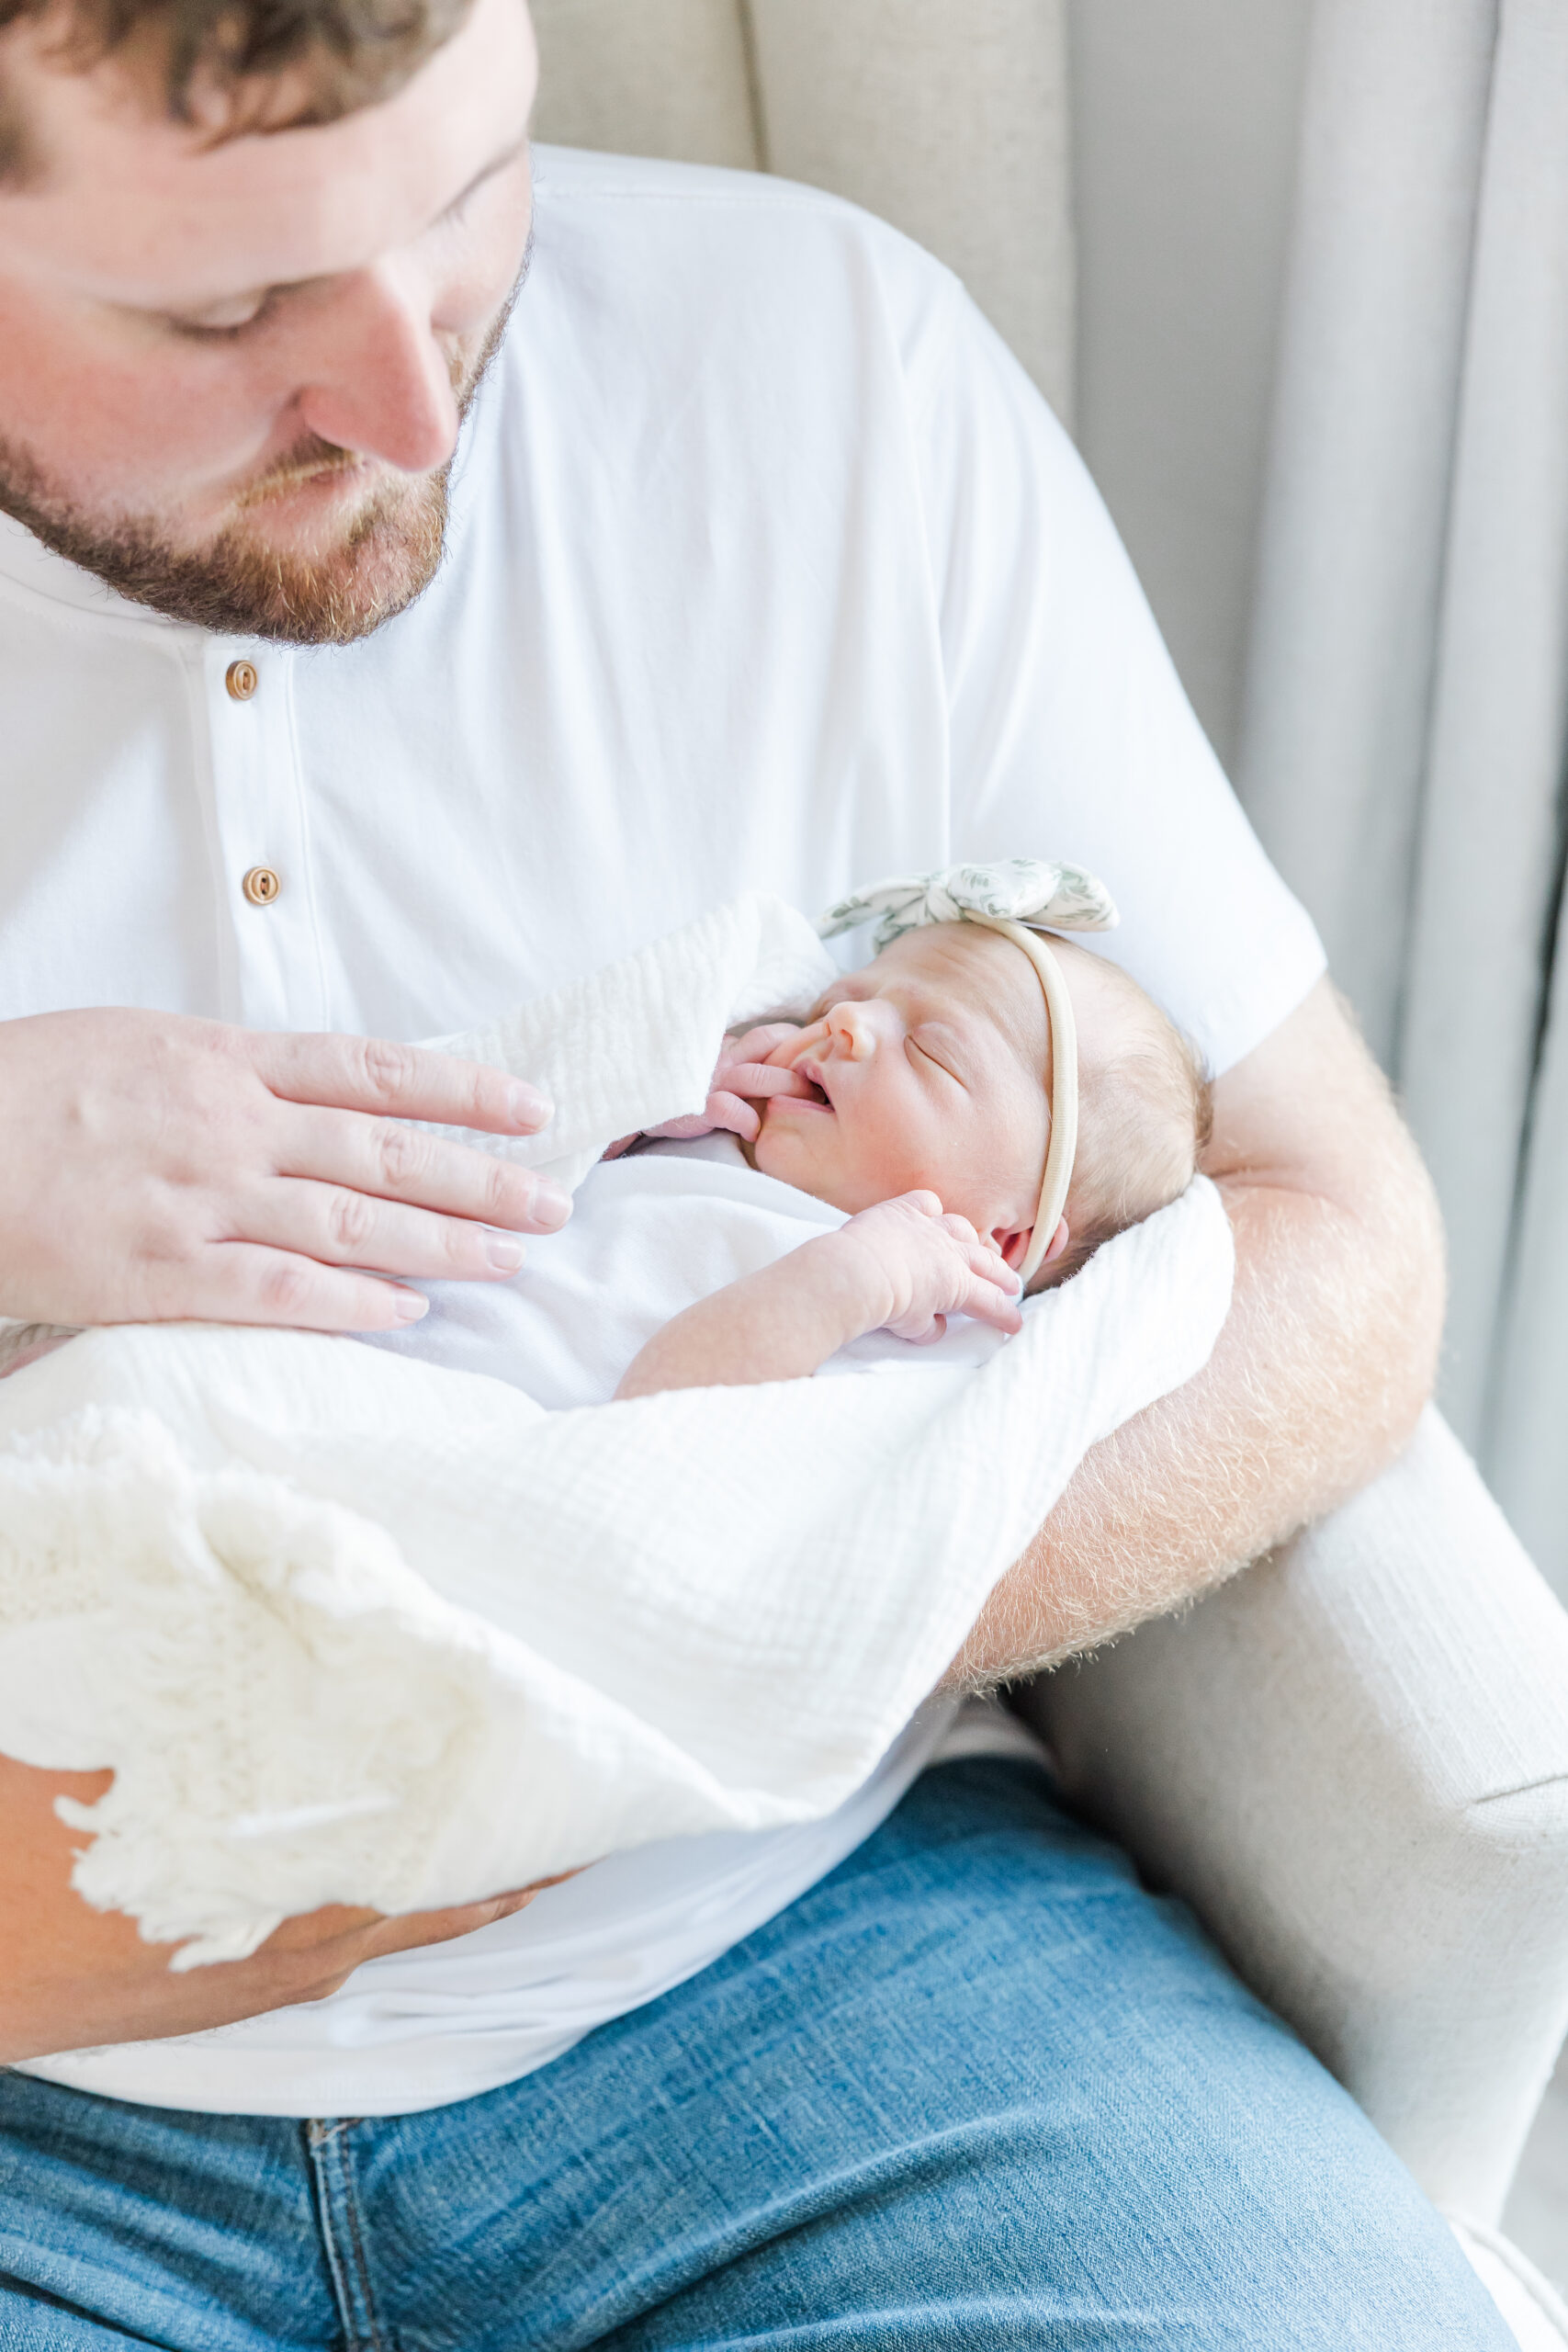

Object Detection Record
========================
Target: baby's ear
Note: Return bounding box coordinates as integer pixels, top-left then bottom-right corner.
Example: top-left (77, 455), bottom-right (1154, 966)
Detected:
top-left (997, 1219), bottom-right (1068, 1272)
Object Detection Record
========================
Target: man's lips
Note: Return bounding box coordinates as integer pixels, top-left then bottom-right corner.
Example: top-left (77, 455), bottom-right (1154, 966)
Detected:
top-left (233, 454), bottom-right (380, 516)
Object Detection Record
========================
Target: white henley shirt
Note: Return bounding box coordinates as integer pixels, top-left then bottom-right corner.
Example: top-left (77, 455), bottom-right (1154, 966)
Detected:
top-left (0, 145), bottom-right (1324, 2117)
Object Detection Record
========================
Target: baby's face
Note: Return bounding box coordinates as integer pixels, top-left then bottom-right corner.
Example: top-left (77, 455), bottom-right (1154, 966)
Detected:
top-left (752, 925), bottom-right (1052, 1262)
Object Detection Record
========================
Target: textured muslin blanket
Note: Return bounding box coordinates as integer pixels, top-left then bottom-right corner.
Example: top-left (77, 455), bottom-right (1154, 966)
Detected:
top-left (0, 895), bottom-right (1235, 1966)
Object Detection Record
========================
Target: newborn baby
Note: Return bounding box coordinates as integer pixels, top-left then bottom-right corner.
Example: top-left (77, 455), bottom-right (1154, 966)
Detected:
top-left (0, 865), bottom-right (1209, 1408)
top-left (332, 867), bottom-right (1214, 1408)
top-left (0, 879), bottom-right (1236, 2007)
top-left (615, 910), bottom-right (1211, 1399)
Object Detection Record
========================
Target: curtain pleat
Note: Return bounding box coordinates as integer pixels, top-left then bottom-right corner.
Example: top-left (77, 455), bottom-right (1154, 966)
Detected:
top-left (1475, 0), bottom-right (1568, 1584)
top-left (1402, 0), bottom-right (1568, 1453)
top-left (1235, 0), bottom-right (1497, 1070)
top-left (1491, 899), bottom-right (1568, 1584)
top-left (1240, 0), bottom-right (1568, 1589)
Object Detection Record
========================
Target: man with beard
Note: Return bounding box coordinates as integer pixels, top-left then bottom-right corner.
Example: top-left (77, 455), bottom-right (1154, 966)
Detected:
top-left (0, 0), bottom-right (1509, 2343)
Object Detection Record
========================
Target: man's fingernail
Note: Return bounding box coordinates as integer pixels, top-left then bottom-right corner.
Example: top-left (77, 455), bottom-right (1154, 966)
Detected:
top-left (394, 1292), bottom-right (430, 1323)
top-left (509, 1082), bottom-right (553, 1127)
top-left (485, 1233), bottom-right (525, 1272)
top-left (531, 1182), bottom-right (572, 1232)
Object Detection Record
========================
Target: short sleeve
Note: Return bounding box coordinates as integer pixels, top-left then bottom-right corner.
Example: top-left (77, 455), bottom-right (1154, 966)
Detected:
top-left (904, 275), bottom-right (1324, 1077)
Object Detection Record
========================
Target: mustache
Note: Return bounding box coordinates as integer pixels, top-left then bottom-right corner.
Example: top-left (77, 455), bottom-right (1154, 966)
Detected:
top-left (233, 438), bottom-right (366, 509)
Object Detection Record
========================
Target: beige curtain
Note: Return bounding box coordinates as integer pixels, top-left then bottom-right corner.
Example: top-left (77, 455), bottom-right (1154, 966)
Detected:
top-left (1239, 0), bottom-right (1568, 1593)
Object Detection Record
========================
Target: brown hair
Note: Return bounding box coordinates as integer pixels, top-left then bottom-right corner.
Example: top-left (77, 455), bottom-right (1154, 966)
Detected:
top-left (1028, 948), bottom-right (1213, 1292)
top-left (0, 0), bottom-right (469, 169)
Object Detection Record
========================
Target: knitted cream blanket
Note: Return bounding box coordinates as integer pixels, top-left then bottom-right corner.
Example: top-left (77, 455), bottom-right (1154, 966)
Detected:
top-left (0, 896), bottom-right (1234, 1966)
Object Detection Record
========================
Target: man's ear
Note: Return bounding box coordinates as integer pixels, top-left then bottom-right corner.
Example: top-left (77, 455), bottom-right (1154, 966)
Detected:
top-left (996, 1218), bottom-right (1069, 1271)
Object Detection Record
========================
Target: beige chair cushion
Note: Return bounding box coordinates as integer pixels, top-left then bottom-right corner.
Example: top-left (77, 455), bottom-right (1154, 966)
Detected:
top-left (529, 0), bottom-right (759, 173)
top-left (528, 0), bottom-right (1074, 419)
top-left (1028, 1408), bottom-right (1568, 2228)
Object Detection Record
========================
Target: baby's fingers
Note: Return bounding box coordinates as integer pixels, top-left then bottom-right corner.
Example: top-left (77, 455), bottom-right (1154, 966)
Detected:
top-left (886, 1190), bottom-right (945, 1223)
top-left (885, 1307), bottom-right (950, 1344)
top-left (961, 1261), bottom-right (1025, 1335)
top-left (730, 1023), bottom-right (807, 1068)
top-left (966, 1291), bottom-right (1024, 1337)
top-left (704, 1089), bottom-right (761, 1142)
top-left (948, 1235), bottom-right (1022, 1329)
top-left (721, 1061), bottom-right (815, 1101)
top-left (968, 1238), bottom-right (1021, 1292)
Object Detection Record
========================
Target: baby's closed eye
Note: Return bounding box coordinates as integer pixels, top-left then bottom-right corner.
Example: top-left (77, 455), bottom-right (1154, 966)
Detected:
top-left (907, 1029), bottom-right (966, 1086)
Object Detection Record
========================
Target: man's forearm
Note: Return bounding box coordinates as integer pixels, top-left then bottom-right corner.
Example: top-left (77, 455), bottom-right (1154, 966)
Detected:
top-left (0, 1754), bottom-right (561, 2064)
top-left (952, 980), bottom-right (1445, 1684)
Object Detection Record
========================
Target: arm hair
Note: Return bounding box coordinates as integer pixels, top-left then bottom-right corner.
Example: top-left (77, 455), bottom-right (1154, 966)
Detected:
top-left (949, 978), bottom-right (1445, 1684)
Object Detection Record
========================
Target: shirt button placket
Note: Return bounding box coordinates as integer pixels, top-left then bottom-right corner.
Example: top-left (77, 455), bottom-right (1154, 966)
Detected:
top-left (201, 640), bottom-right (323, 1032)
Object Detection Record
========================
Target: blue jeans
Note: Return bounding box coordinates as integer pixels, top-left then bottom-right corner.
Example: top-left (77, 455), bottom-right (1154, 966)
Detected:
top-left (0, 1759), bottom-right (1511, 2348)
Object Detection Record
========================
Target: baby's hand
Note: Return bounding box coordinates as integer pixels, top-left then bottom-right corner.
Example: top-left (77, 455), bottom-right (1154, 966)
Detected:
top-left (641, 1024), bottom-right (816, 1146)
top-left (835, 1193), bottom-right (1024, 1345)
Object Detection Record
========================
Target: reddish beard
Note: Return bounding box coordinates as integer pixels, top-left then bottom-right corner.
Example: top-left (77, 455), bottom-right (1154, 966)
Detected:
top-left (0, 276), bottom-right (519, 646)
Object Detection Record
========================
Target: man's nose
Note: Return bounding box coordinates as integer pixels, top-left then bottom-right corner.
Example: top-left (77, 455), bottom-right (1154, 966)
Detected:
top-left (293, 264), bottom-right (460, 476)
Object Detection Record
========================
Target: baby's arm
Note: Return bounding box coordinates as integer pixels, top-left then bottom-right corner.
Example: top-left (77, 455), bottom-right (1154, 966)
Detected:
top-left (615, 1193), bottom-right (1022, 1399)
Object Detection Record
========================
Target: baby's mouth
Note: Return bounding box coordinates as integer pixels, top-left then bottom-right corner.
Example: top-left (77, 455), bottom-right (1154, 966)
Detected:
top-left (772, 1057), bottom-right (834, 1114)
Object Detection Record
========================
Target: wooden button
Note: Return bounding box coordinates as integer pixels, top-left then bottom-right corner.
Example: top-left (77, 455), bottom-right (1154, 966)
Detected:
top-left (242, 865), bottom-right (280, 906)
top-left (225, 660), bottom-right (259, 701)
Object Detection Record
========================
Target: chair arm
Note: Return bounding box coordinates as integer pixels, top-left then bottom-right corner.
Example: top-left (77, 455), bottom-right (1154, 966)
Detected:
top-left (1018, 1407), bottom-right (1568, 2224)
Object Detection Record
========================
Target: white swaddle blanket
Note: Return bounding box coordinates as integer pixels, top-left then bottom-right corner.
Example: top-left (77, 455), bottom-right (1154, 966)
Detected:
top-left (0, 894), bottom-right (1234, 1968)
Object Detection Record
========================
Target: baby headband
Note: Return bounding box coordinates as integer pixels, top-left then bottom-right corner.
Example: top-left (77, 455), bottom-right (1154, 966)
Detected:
top-left (818, 858), bottom-right (1120, 1285)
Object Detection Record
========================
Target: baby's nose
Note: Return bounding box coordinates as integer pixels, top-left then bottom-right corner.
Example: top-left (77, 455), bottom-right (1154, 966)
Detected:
top-left (826, 1001), bottom-right (890, 1060)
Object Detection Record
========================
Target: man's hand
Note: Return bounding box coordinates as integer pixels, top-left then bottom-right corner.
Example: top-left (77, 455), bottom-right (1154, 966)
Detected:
top-left (834, 1193), bottom-right (1023, 1342)
top-left (0, 1755), bottom-right (574, 2064)
top-left (0, 1008), bottom-right (571, 1332)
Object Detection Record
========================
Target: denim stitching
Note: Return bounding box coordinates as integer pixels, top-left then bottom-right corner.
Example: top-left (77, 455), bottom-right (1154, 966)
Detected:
top-left (306, 2119), bottom-right (390, 2352)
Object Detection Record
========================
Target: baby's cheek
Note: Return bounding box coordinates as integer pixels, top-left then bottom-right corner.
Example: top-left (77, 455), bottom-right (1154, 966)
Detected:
top-left (750, 1115), bottom-right (800, 1181)
top-left (848, 1099), bottom-right (931, 1204)
top-left (755, 1111), bottom-right (842, 1205)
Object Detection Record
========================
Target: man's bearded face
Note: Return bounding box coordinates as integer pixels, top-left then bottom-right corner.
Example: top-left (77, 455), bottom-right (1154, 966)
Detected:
top-left (0, 0), bottom-right (537, 644)
top-left (0, 312), bottom-right (513, 643)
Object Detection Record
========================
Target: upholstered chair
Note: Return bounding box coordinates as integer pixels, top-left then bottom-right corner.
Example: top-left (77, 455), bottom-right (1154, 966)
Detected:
top-left (529, 8), bottom-right (1568, 2338)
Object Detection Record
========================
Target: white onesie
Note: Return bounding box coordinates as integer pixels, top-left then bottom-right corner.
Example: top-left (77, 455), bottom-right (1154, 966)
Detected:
top-left (358, 1132), bottom-right (1007, 1404)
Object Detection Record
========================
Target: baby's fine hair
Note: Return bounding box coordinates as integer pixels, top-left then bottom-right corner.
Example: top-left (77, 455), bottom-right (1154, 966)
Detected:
top-left (1029, 945), bottom-right (1213, 1294)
